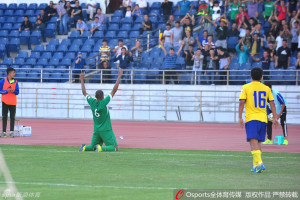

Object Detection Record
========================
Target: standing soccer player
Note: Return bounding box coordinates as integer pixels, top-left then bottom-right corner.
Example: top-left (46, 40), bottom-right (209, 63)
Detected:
top-left (239, 67), bottom-right (279, 173)
top-left (263, 83), bottom-right (288, 145)
top-left (79, 69), bottom-right (123, 152)
top-left (0, 68), bottom-right (19, 138)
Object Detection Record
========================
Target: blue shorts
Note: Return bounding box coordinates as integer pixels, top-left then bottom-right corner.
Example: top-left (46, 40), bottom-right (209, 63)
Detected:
top-left (245, 120), bottom-right (267, 142)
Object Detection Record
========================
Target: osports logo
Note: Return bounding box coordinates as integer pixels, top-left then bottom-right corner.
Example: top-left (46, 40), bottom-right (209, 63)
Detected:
top-left (175, 189), bottom-right (185, 199)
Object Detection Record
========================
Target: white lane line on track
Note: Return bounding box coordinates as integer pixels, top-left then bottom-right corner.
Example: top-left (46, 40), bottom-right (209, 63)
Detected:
top-left (0, 148), bottom-right (299, 159)
top-left (0, 181), bottom-right (176, 190)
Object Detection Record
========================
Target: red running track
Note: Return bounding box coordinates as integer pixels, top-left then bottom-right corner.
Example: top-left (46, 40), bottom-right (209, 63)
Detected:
top-left (0, 119), bottom-right (299, 153)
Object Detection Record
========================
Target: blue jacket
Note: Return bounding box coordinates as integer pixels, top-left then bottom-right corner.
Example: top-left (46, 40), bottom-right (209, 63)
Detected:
top-left (0, 78), bottom-right (19, 95)
top-left (114, 54), bottom-right (133, 69)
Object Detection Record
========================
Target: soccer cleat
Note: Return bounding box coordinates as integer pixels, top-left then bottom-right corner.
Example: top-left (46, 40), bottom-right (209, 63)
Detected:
top-left (260, 164), bottom-right (266, 172)
top-left (9, 131), bottom-right (14, 138)
top-left (0, 132), bottom-right (7, 138)
top-left (95, 144), bottom-right (102, 152)
top-left (250, 166), bottom-right (256, 173)
top-left (79, 144), bottom-right (86, 152)
top-left (283, 140), bottom-right (288, 145)
top-left (262, 139), bottom-right (273, 144)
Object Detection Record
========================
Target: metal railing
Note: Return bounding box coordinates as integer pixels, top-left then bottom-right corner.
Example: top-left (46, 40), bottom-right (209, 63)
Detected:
top-left (8, 68), bottom-right (300, 85)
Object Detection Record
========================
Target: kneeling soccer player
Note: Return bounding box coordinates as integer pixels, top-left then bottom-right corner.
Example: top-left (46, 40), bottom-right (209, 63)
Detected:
top-left (79, 68), bottom-right (123, 152)
top-left (238, 67), bottom-right (279, 173)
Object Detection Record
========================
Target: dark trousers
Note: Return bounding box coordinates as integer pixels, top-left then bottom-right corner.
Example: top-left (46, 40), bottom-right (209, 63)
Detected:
top-left (74, 74), bottom-right (80, 83)
top-left (267, 107), bottom-right (288, 140)
top-left (219, 70), bottom-right (227, 85)
top-left (165, 70), bottom-right (178, 84)
top-left (2, 102), bottom-right (16, 132)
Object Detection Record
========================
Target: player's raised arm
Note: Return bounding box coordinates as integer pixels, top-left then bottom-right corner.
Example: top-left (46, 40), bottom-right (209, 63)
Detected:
top-left (110, 68), bottom-right (123, 98)
top-left (80, 73), bottom-right (88, 96)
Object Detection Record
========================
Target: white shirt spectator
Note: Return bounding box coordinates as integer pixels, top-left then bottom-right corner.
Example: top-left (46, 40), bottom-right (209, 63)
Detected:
top-left (125, 10), bottom-right (132, 17)
top-left (136, 0), bottom-right (147, 8)
top-left (171, 26), bottom-right (183, 47)
top-left (163, 29), bottom-right (172, 44)
top-left (123, 0), bottom-right (132, 7)
top-left (193, 55), bottom-right (204, 71)
top-left (114, 45), bottom-right (128, 63)
top-left (86, 0), bottom-right (96, 9)
top-left (276, 36), bottom-right (283, 51)
top-left (86, 0), bottom-right (96, 20)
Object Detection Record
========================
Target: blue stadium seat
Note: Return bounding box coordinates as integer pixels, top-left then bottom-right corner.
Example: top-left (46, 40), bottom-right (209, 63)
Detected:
top-left (61, 39), bottom-right (72, 47)
top-left (33, 44), bottom-right (44, 52)
top-left (16, 17), bottom-right (24, 23)
top-left (81, 44), bottom-right (92, 52)
top-left (150, 47), bottom-right (161, 57)
top-left (17, 52), bottom-right (28, 59)
top-left (230, 62), bottom-right (240, 70)
top-left (46, 44), bottom-right (56, 53)
top-left (65, 52), bottom-right (75, 60)
top-left (42, 73), bottom-right (51, 82)
top-left (290, 57), bottom-right (297, 66)
top-left (15, 10), bottom-right (24, 16)
top-left (71, 38), bottom-right (83, 47)
top-left (7, 38), bottom-right (20, 53)
top-left (37, 58), bottom-right (48, 66)
top-left (227, 37), bottom-right (239, 49)
top-left (117, 31), bottom-right (128, 39)
top-left (57, 44), bottom-right (68, 53)
top-left (0, 16), bottom-right (5, 23)
top-left (27, 72), bottom-right (41, 82)
top-left (122, 17), bottom-right (133, 24)
top-left (12, 23), bottom-right (22, 30)
top-left (49, 39), bottom-right (60, 47)
top-left (149, 16), bottom-right (158, 24)
top-left (38, 3), bottom-right (47, 10)
top-left (92, 31), bottom-right (104, 39)
top-left (80, 31), bottom-right (91, 40)
top-left (120, 24), bottom-right (132, 31)
top-left (52, 52), bottom-right (64, 60)
top-left (113, 10), bottom-right (123, 17)
top-left (2, 58), bottom-right (13, 66)
top-left (44, 23), bottom-right (57, 38)
top-left (18, 3), bottom-right (27, 10)
top-left (4, 10), bottom-right (14, 16)
top-left (252, 61), bottom-right (262, 68)
top-left (110, 16), bottom-right (121, 24)
top-left (24, 10), bottom-right (35, 16)
top-left (108, 24), bottom-right (119, 31)
top-left (41, 52), bottom-right (52, 59)
top-left (7, 17), bottom-right (16, 23)
top-left (47, 58), bottom-right (60, 66)
top-left (20, 30), bottom-right (31, 44)
top-left (149, 9), bottom-right (160, 16)
top-left (29, 16), bottom-right (37, 23)
top-left (132, 23), bottom-right (143, 31)
top-left (0, 4), bottom-right (7, 10)
top-left (83, 38), bottom-right (95, 46)
top-left (105, 31), bottom-right (116, 38)
top-left (151, 2), bottom-right (161, 9)
top-left (60, 58), bottom-right (72, 66)
top-left (29, 52), bottom-right (40, 59)
top-left (240, 62), bottom-right (251, 70)
top-left (8, 3), bottom-right (17, 10)
top-left (69, 44), bottom-right (80, 52)
top-left (129, 31), bottom-right (140, 39)
top-left (0, 30), bottom-right (8, 37)
top-left (2, 23), bottom-right (13, 31)
top-left (30, 30), bottom-right (42, 44)
top-left (69, 30), bottom-right (80, 41)
top-left (56, 65), bottom-right (68, 70)
top-left (23, 57), bottom-right (36, 67)
top-left (135, 16), bottom-right (144, 23)
top-left (14, 58), bottom-right (25, 66)
top-left (176, 57), bottom-right (186, 69)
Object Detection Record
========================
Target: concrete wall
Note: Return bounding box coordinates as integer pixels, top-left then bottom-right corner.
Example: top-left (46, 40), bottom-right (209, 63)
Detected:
top-left (7, 82), bottom-right (300, 124)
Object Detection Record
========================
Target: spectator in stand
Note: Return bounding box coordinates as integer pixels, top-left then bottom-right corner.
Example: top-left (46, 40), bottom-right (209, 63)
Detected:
top-left (54, 4), bottom-right (68, 35)
top-left (238, 21), bottom-right (249, 38)
top-left (274, 0), bottom-right (287, 21)
top-left (275, 30), bottom-right (284, 50)
top-left (45, 1), bottom-right (57, 20)
top-left (34, 19), bottom-right (46, 42)
top-left (178, 0), bottom-right (193, 17)
top-left (263, 0), bottom-right (275, 20)
top-left (296, 52), bottom-right (300, 69)
top-left (243, 28), bottom-right (252, 49)
top-left (99, 40), bottom-right (111, 68)
top-left (282, 24), bottom-right (292, 49)
top-left (250, 33), bottom-right (263, 56)
top-left (290, 11), bottom-right (300, 54)
top-left (228, 22), bottom-right (240, 37)
top-left (264, 41), bottom-right (276, 61)
top-left (197, 1), bottom-right (209, 17)
top-left (275, 39), bottom-right (291, 69)
top-left (85, 0), bottom-right (96, 20)
top-left (246, 0), bottom-right (260, 19)
top-left (113, 39), bottom-right (128, 68)
top-left (288, 0), bottom-right (299, 14)
top-left (95, 8), bottom-right (105, 24)
top-left (139, 14), bottom-right (152, 34)
top-left (74, 52), bottom-right (86, 83)
top-left (121, 0), bottom-right (132, 16)
top-left (100, 0), bottom-right (109, 14)
top-left (171, 21), bottom-right (183, 47)
top-left (213, 17), bottom-right (228, 48)
top-left (248, 17), bottom-right (258, 30)
top-left (100, 61), bottom-right (111, 83)
top-left (203, 48), bottom-right (218, 85)
top-left (250, 23), bottom-right (264, 37)
top-left (38, 9), bottom-right (49, 23)
top-left (114, 47), bottom-right (133, 83)
top-left (59, 0), bottom-right (66, 6)
top-left (131, 40), bottom-right (143, 68)
top-left (136, 0), bottom-right (147, 14)
top-left (90, 17), bottom-right (101, 36)
top-left (216, 47), bottom-right (231, 85)
top-left (72, 0), bottom-right (83, 23)
top-left (229, 0), bottom-right (240, 23)
top-left (65, 1), bottom-right (74, 26)
top-left (125, 6), bottom-right (132, 17)
top-left (235, 6), bottom-right (249, 27)
top-left (167, 15), bottom-right (175, 28)
top-left (183, 30), bottom-right (195, 51)
top-left (269, 16), bottom-right (280, 39)
top-left (161, 0), bottom-right (173, 22)
top-left (19, 16), bottom-right (33, 33)
top-left (210, 0), bottom-right (222, 21)
top-left (76, 18), bottom-right (87, 34)
top-left (180, 13), bottom-right (195, 38)
top-left (196, 30), bottom-right (208, 49)
top-left (252, 50), bottom-right (273, 79)
top-left (202, 43), bottom-right (210, 59)
top-left (203, 35), bottom-right (215, 49)
top-left (199, 15), bottom-right (214, 36)
top-left (236, 39), bottom-right (249, 65)
top-left (184, 44), bottom-right (194, 70)
top-left (163, 23), bottom-right (173, 48)
top-left (132, 4), bottom-right (143, 21)
top-left (191, 48), bottom-right (204, 85)
top-left (160, 41), bottom-right (184, 84)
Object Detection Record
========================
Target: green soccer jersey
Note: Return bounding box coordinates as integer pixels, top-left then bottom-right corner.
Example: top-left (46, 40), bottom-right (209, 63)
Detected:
top-left (86, 94), bottom-right (113, 132)
top-left (264, 2), bottom-right (274, 17)
top-left (230, 3), bottom-right (240, 20)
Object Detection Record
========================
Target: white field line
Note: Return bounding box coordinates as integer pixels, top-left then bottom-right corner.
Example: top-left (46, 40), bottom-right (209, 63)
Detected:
top-left (0, 149), bottom-right (23, 200)
top-left (0, 181), bottom-right (176, 190)
top-left (0, 148), bottom-right (299, 159)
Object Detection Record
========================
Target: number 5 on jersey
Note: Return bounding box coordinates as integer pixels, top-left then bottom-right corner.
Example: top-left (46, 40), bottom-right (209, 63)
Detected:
top-left (253, 91), bottom-right (266, 108)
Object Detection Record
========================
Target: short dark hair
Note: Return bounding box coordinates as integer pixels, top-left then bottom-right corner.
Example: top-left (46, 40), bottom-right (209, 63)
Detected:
top-left (166, 23), bottom-right (171, 26)
top-left (95, 90), bottom-right (104, 100)
top-left (169, 48), bottom-right (174, 51)
top-left (103, 39), bottom-right (107, 43)
top-left (95, 17), bottom-right (99, 20)
top-left (119, 39), bottom-right (123, 42)
top-left (175, 21), bottom-right (180, 24)
top-left (197, 48), bottom-right (201, 51)
top-left (7, 67), bottom-right (15, 75)
top-left (283, 39), bottom-right (287, 42)
top-left (24, 16), bottom-right (29, 18)
top-left (121, 47), bottom-right (126, 50)
top-left (251, 67), bottom-right (263, 81)
top-left (265, 82), bottom-right (272, 89)
top-left (189, 44), bottom-right (194, 47)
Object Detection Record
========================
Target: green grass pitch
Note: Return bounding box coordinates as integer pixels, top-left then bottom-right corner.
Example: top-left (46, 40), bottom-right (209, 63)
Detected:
top-left (0, 145), bottom-right (299, 200)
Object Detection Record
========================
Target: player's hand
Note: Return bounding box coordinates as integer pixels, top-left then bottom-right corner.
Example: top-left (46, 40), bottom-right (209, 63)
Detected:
top-left (238, 118), bottom-right (244, 128)
top-left (273, 118), bottom-right (279, 128)
top-left (80, 73), bottom-right (85, 82)
top-left (118, 68), bottom-right (123, 77)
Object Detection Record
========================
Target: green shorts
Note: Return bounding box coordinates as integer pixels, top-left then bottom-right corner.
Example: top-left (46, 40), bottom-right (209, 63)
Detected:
top-left (93, 130), bottom-right (118, 147)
